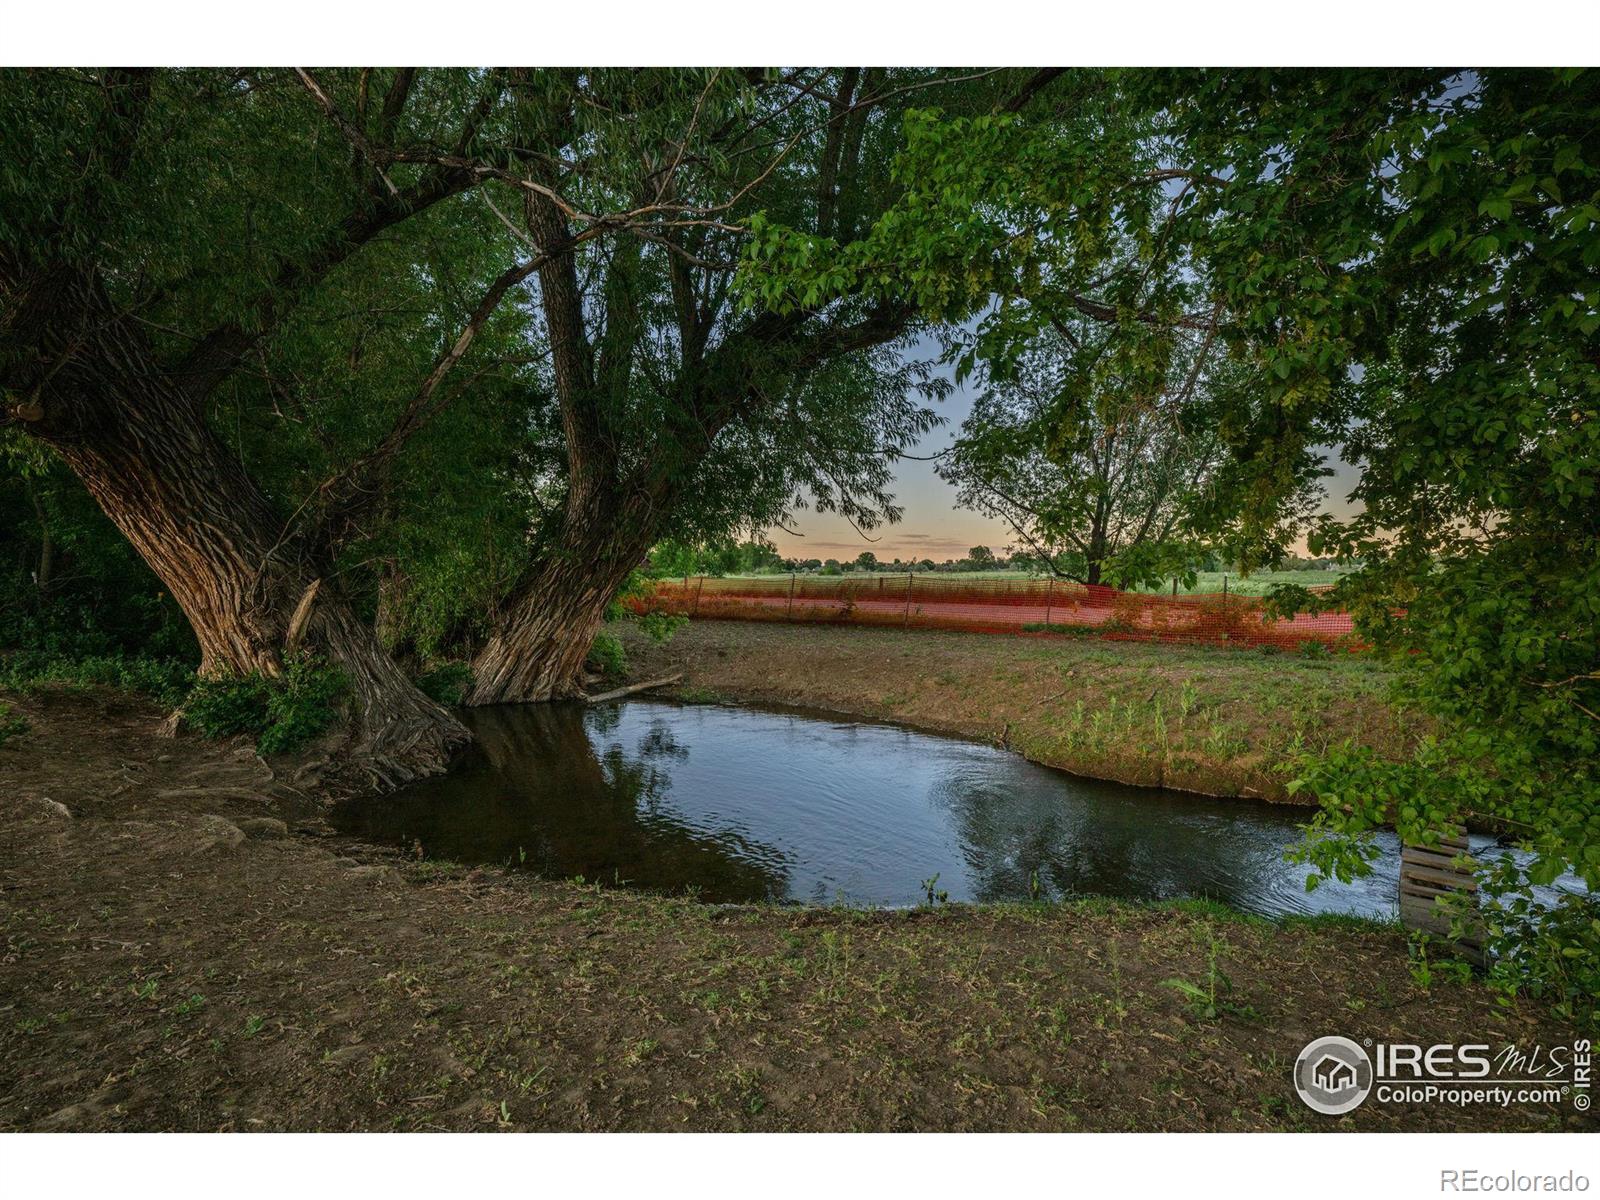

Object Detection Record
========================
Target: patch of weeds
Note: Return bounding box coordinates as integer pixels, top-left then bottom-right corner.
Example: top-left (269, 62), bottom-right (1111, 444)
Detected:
top-left (1278, 911), bottom-right (1394, 933)
top-left (919, 874), bottom-right (949, 906)
top-left (1162, 933), bottom-right (1259, 1022)
top-left (1022, 622), bottom-right (1094, 636)
top-left (677, 684), bottom-right (728, 704)
top-left (516, 1066), bottom-right (550, 1095)
top-left (1179, 678), bottom-right (1200, 721)
top-left (185, 656), bottom-right (348, 754)
top-left (243, 1014), bottom-right (267, 1037)
top-left (0, 650), bottom-right (194, 706)
top-left (1160, 897), bottom-right (1265, 926)
top-left (622, 1038), bottom-right (658, 1067)
top-left (1045, 1003), bottom-right (1073, 1047)
top-left (817, 929), bottom-right (852, 1002)
top-left (1102, 944), bottom-right (1129, 1024)
top-left (726, 1065), bottom-right (768, 1117)
top-left (1406, 933), bottom-right (1475, 992)
top-left (172, 993), bottom-right (207, 1016)
top-left (415, 660), bottom-right (473, 706)
top-left (586, 630), bottom-right (628, 679)
top-left (0, 701), bottom-right (28, 749)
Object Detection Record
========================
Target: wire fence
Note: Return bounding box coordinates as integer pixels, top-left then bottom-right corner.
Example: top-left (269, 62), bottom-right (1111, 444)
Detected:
top-left (631, 574), bottom-right (1358, 651)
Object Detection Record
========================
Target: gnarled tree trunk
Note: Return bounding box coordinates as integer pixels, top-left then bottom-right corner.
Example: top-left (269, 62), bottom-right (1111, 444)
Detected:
top-left (5, 265), bottom-right (468, 783)
top-left (467, 495), bottom-right (657, 706)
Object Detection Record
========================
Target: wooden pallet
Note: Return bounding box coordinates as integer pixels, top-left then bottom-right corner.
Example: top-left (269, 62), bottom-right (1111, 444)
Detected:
top-left (1399, 828), bottom-right (1485, 965)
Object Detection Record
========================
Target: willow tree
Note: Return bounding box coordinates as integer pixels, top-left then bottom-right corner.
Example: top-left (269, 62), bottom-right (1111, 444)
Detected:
top-left (0, 69), bottom-right (546, 779)
top-left (286, 68), bottom-right (1061, 705)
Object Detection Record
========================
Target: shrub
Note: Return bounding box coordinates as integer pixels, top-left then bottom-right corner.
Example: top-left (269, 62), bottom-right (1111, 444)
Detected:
top-left (1287, 738), bottom-right (1600, 1028)
top-left (415, 661), bottom-right (474, 706)
top-left (0, 650), bottom-right (194, 706)
top-left (184, 671), bottom-right (274, 738)
top-left (0, 701), bottom-right (28, 750)
top-left (602, 571), bottom-right (688, 652)
top-left (586, 630), bottom-right (628, 679)
top-left (185, 657), bottom-right (348, 754)
top-left (258, 658), bottom-right (349, 754)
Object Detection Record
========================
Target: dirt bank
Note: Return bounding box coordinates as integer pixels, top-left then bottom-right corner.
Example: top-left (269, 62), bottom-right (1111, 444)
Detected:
top-left (616, 620), bottom-right (1416, 802)
top-left (1, 688), bottom-right (1586, 1132)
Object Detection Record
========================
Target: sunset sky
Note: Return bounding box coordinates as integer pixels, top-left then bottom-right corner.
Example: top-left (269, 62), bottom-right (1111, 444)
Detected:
top-left (763, 344), bottom-right (1362, 564)
top-left (765, 354), bottom-right (1014, 562)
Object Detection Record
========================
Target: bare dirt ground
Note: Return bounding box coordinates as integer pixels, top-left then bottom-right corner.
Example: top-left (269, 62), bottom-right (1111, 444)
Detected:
top-left (1, 686), bottom-right (1589, 1132)
top-left (618, 619), bottom-right (1417, 801)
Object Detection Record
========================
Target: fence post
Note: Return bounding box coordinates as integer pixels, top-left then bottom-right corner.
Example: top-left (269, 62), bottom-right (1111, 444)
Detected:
top-left (1222, 574), bottom-right (1228, 603)
top-left (693, 575), bottom-right (704, 617)
top-left (903, 572), bottom-right (914, 627)
top-left (1044, 577), bottom-right (1054, 626)
top-left (1171, 578), bottom-right (1178, 597)
top-left (787, 571), bottom-right (795, 619)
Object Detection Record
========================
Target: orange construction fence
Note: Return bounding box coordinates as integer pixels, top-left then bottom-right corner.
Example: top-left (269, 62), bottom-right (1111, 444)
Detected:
top-left (630, 574), bottom-right (1358, 651)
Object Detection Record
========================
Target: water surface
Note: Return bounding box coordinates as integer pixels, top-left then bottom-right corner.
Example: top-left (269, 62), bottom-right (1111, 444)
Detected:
top-left (334, 700), bottom-right (1514, 916)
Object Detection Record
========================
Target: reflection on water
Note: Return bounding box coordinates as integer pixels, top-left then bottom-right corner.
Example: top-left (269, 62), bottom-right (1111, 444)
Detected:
top-left (334, 700), bottom-right (1545, 916)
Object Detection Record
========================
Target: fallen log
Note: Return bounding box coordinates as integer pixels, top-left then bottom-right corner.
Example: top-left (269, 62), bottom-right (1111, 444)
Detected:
top-left (583, 673), bottom-right (684, 705)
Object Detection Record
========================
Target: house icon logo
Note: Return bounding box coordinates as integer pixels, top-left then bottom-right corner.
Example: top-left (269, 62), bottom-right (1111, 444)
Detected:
top-left (1294, 1036), bottom-right (1374, 1115)
top-left (1313, 1055), bottom-right (1356, 1093)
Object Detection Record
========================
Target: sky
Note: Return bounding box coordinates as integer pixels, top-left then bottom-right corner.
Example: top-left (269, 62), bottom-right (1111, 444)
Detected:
top-left (765, 350), bottom-right (1013, 563)
top-left (762, 339), bottom-right (1363, 564)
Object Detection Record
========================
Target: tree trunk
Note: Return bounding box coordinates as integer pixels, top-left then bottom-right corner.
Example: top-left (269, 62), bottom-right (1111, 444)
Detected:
top-left (467, 497), bottom-right (656, 706)
top-left (24, 477), bottom-right (53, 592)
top-left (467, 546), bottom-right (639, 706)
top-left (6, 267), bottom-right (468, 784)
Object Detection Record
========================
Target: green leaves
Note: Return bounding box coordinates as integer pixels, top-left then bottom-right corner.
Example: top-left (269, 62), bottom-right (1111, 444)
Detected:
top-left (184, 657), bottom-right (349, 755)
